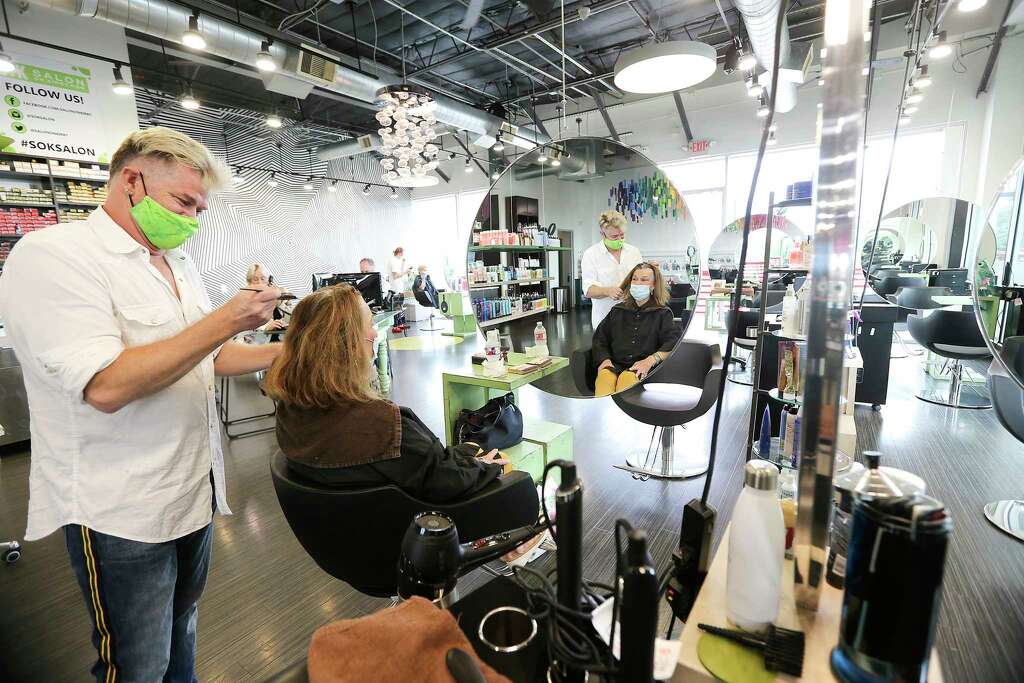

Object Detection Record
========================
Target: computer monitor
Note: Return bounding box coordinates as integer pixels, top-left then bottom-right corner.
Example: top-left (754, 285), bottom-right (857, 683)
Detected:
top-left (311, 272), bottom-right (385, 309)
top-left (928, 268), bottom-right (968, 295)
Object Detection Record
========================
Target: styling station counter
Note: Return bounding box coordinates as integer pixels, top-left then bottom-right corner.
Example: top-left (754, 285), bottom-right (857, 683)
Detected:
top-left (0, 347), bottom-right (29, 446)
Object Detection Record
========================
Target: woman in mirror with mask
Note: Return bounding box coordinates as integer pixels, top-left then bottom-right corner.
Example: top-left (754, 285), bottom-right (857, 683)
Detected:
top-left (592, 263), bottom-right (679, 397)
top-left (263, 284), bottom-right (509, 502)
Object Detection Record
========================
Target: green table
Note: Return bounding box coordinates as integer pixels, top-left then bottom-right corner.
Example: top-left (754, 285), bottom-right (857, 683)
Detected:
top-left (441, 356), bottom-right (570, 445)
top-left (373, 310), bottom-right (397, 393)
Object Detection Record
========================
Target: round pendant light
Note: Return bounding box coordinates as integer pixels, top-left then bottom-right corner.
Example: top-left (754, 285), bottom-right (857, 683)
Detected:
top-left (613, 40), bottom-right (717, 94)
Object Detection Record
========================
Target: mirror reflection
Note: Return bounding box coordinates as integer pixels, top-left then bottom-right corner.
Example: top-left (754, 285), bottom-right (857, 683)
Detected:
top-left (974, 159), bottom-right (1024, 387)
top-left (861, 197), bottom-right (978, 304)
top-left (465, 137), bottom-right (700, 398)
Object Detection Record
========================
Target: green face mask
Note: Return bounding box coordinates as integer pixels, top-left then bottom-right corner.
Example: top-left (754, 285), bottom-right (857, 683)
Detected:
top-left (129, 174), bottom-right (199, 250)
top-left (603, 238), bottom-right (625, 251)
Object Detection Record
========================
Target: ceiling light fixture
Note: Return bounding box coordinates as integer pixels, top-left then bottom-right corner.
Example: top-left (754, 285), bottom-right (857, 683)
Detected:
top-left (265, 113), bottom-right (283, 129)
top-left (376, 83), bottom-right (439, 186)
top-left (492, 137), bottom-right (504, 152)
top-left (491, 170), bottom-right (501, 180)
top-left (767, 127), bottom-right (778, 146)
top-left (906, 89), bottom-right (924, 104)
top-left (930, 31), bottom-right (952, 59)
top-left (362, 184), bottom-right (371, 195)
top-left (957, 0), bottom-right (987, 12)
top-left (464, 159), bottom-right (473, 173)
top-left (111, 65), bottom-right (132, 95)
top-left (899, 113), bottom-right (912, 126)
top-left (179, 91), bottom-right (200, 110)
top-left (255, 40), bottom-right (277, 72)
top-left (738, 50), bottom-right (757, 72)
top-left (538, 149), bottom-right (548, 163)
top-left (551, 158), bottom-right (561, 167)
top-left (267, 172), bottom-right (278, 187)
top-left (915, 65), bottom-right (932, 88)
top-left (862, 66), bottom-right (870, 76)
top-left (182, 13), bottom-right (206, 50)
top-left (328, 181), bottom-right (337, 192)
top-left (390, 187), bottom-right (398, 199)
top-left (746, 75), bottom-right (764, 98)
top-left (448, 152), bottom-right (457, 161)
top-left (613, 40), bottom-right (718, 94)
top-left (756, 95), bottom-right (770, 118)
top-left (232, 167), bottom-right (245, 184)
top-left (303, 177), bottom-right (314, 190)
top-left (0, 41), bottom-right (14, 74)
top-left (903, 105), bottom-right (919, 114)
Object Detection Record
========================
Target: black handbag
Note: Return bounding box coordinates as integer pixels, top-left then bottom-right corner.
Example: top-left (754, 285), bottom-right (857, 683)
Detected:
top-left (453, 392), bottom-right (524, 451)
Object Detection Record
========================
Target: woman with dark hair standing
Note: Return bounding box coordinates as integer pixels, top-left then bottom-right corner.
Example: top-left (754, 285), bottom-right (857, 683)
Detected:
top-left (592, 262), bottom-right (680, 397)
top-left (263, 284), bottom-right (508, 502)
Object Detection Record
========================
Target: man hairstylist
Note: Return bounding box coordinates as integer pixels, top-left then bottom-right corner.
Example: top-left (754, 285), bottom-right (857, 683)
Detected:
top-left (581, 209), bottom-right (643, 328)
top-left (0, 127), bottom-right (283, 683)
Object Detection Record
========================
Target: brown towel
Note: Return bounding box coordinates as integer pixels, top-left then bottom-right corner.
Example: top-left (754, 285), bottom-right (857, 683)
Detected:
top-left (276, 398), bottom-right (402, 469)
top-left (308, 597), bottom-right (512, 683)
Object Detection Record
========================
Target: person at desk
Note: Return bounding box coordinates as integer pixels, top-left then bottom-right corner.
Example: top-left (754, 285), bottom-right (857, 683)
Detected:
top-left (359, 257), bottom-right (375, 273)
top-left (592, 263), bottom-right (679, 397)
top-left (266, 284), bottom-right (509, 502)
top-left (581, 210), bottom-right (643, 328)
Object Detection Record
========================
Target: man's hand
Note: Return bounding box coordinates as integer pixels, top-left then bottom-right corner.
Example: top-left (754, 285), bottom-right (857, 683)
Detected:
top-left (597, 359), bottom-right (615, 372)
top-left (262, 319), bottom-right (287, 332)
top-left (220, 287), bottom-right (280, 333)
top-left (604, 286), bottom-right (625, 300)
top-left (629, 355), bottom-right (659, 380)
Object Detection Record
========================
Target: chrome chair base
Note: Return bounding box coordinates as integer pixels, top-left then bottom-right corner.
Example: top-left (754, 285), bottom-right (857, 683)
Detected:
top-left (984, 500), bottom-right (1024, 542)
top-left (916, 358), bottom-right (991, 409)
top-left (614, 426), bottom-right (709, 480)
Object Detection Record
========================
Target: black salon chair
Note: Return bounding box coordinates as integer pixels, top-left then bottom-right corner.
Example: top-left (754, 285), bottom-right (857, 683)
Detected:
top-left (986, 336), bottom-right (1024, 542)
top-left (907, 309), bottom-right (992, 409)
top-left (270, 452), bottom-right (539, 597)
top-left (611, 340), bottom-right (723, 479)
top-left (895, 286), bottom-right (953, 311)
top-left (752, 290), bottom-right (786, 311)
top-left (724, 308), bottom-right (760, 385)
top-left (412, 275), bottom-right (445, 332)
top-left (668, 283), bottom-right (695, 320)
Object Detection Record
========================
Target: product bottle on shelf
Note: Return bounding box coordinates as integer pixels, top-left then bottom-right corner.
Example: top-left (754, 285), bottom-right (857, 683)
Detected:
top-left (727, 461), bottom-right (785, 633)
top-left (758, 405), bottom-right (772, 458)
top-left (781, 284), bottom-right (799, 336)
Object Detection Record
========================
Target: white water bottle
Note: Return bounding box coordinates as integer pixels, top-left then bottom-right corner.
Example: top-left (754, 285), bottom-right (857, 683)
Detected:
top-left (534, 321), bottom-right (549, 356)
top-left (727, 461), bottom-right (785, 633)
top-left (781, 284), bottom-right (799, 336)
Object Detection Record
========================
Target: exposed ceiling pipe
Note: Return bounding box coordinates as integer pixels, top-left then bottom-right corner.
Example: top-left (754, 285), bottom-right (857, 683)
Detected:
top-left (732, 0), bottom-right (800, 113)
top-left (317, 134), bottom-right (383, 161)
top-left (26, 0), bottom-right (550, 147)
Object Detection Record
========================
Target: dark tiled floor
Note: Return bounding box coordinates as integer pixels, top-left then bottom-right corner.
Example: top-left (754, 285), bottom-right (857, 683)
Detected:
top-left (1, 324), bottom-right (1023, 682)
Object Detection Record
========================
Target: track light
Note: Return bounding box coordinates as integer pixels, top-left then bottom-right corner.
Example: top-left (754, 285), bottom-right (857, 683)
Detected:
top-left (738, 48), bottom-right (757, 72)
top-left (360, 184), bottom-right (370, 195)
top-left (767, 127), bottom-right (777, 146)
top-left (903, 105), bottom-right (919, 114)
top-left (111, 65), bottom-right (132, 95)
top-left (756, 95), bottom-right (769, 118)
top-left (957, 0), bottom-right (986, 11)
top-left (182, 14), bottom-right (206, 50)
top-left (448, 152), bottom-right (457, 161)
top-left (265, 113), bottom-right (283, 129)
top-left (255, 40), bottom-right (276, 72)
top-left (899, 113), bottom-right (912, 126)
top-left (914, 65), bottom-right (932, 88)
top-left (267, 173), bottom-right (278, 187)
top-left (179, 91), bottom-right (200, 110)
top-left (390, 187), bottom-right (398, 199)
top-left (930, 31), bottom-right (952, 59)
top-left (0, 41), bottom-right (13, 74)
top-left (551, 158), bottom-right (561, 167)
top-left (538, 149), bottom-right (548, 163)
top-left (328, 181), bottom-right (337, 192)
top-left (491, 170), bottom-right (501, 180)
top-left (746, 74), bottom-right (763, 98)
top-left (303, 177), bottom-right (314, 190)
top-left (492, 137), bottom-right (504, 152)
top-left (464, 159), bottom-right (473, 173)
top-left (232, 167), bottom-right (245, 184)
top-left (906, 89), bottom-right (924, 104)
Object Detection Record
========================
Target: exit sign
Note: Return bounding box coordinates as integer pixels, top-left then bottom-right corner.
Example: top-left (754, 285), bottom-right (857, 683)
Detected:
top-left (688, 139), bottom-right (712, 153)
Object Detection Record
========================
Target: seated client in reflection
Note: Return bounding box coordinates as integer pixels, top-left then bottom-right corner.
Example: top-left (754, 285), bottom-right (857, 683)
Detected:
top-left (264, 284), bottom-right (508, 502)
top-left (592, 263), bottom-right (680, 397)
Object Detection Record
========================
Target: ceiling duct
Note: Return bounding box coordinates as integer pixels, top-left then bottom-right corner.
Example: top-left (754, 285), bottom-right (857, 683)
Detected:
top-left (514, 139), bottom-right (604, 181)
top-left (27, 0), bottom-right (549, 148)
top-left (733, 0), bottom-right (801, 113)
top-left (317, 133), bottom-right (382, 161)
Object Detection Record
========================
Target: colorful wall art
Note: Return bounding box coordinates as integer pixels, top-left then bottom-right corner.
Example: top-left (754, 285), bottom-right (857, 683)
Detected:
top-left (608, 171), bottom-right (689, 223)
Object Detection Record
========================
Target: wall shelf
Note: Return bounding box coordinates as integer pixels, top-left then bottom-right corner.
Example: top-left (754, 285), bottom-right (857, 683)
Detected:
top-left (469, 277), bottom-right (552, 290)
top-left (470, 245), bottom-right (568, 253)
top-left (776, 197), bottom-right (813, 208)
top-left (477, 306), bottom-right (549, 329)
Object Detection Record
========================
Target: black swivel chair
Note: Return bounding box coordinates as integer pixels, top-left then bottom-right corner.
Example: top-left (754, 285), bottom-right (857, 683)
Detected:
top-left (724, 308), bottom-right (760, 385)
top-left (986, 336), bottom-right (1024, 542)
top-left (270, 452), bottom-right (539, 597)
top-left (668, 283), bottom-right (695, 320)
top-left (907, 309), bottom-right (992, 409)
top-left (895, 286), bottom-right (953, 311)
top-left (412, 276), bottom-right (445, 332)
top-left (752, 290), bottom-right (786, 311)
top-left (611, 341), bottom-right (723, 479)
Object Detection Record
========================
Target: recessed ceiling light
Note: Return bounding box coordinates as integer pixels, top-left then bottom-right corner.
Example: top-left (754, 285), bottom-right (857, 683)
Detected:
top-left (613, 40), bottom-right (718, 94)
top-left (182, 14), bottom-right (206, 50)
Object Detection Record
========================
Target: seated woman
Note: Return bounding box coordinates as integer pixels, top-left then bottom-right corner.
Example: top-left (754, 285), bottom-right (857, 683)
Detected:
top-left (264, 284), bottom-right (508, 502)
top-left (413, 265), bottom-right (441, 309)
top-left (592, 262), bottom-right (681, 397)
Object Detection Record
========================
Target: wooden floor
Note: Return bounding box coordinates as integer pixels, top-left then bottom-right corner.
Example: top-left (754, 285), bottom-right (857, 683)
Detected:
top-left (1, 323), bottom-right (1023, 682)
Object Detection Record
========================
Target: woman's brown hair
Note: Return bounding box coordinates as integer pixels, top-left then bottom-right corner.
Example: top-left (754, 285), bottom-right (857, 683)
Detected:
top-left (619, 262), bottom-right (669, 307)
top-left (263, 284), bottom-right (376, 409)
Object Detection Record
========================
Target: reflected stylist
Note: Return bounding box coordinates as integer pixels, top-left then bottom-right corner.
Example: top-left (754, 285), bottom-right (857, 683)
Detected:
top-left (0, 128), bottom-right (282, 682)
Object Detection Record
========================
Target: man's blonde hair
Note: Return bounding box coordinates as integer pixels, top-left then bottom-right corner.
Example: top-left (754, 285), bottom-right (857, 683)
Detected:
top-left (109, 127), bottom-right (229, 190)
top-left (599, 209), bottom-right (627, 231)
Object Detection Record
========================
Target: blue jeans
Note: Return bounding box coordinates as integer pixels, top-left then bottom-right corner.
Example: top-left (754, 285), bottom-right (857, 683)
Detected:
top-left (64, 522), bottom-right (214, 683)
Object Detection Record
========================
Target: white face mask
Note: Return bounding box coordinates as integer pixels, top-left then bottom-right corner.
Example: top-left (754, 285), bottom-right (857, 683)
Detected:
top-left (630, 284), bottom-right (651, 301)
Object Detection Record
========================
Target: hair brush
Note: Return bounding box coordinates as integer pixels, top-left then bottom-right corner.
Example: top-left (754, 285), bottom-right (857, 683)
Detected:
top-left (698, 623), bottom-right (805, 677)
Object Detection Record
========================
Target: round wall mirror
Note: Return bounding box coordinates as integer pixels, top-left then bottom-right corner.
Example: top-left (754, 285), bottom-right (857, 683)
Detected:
top-left (465, 137), bottom-right (699, 398)
top-left (861, 196), bottom-right (979, 303)
top-left (708, 214), bottom-right (806, 285)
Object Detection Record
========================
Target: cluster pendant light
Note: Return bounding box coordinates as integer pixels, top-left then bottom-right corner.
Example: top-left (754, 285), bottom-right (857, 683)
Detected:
top-left (375, 83), bottom-right (440, 188)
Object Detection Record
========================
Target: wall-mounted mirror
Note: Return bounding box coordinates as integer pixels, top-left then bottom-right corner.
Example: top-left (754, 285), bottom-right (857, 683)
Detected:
top-left (465, 137), bottom-right (699, 398)
top-left (861, 196), bottom-right (979, 303)
top-left (974, 159), bottom-right (1024, 386)
top-left (708, 214), bottom-right (807, 284)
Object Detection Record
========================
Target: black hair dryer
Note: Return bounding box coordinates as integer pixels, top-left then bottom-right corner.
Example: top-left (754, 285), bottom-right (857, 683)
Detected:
top-left (396, 512), bottom-right (538, 605)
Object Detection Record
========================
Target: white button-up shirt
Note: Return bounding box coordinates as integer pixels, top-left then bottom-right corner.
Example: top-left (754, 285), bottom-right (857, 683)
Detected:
top-left (580, 241), bottom-right (643, 328)
top-left (0, 208), bottom-right (230, 543)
